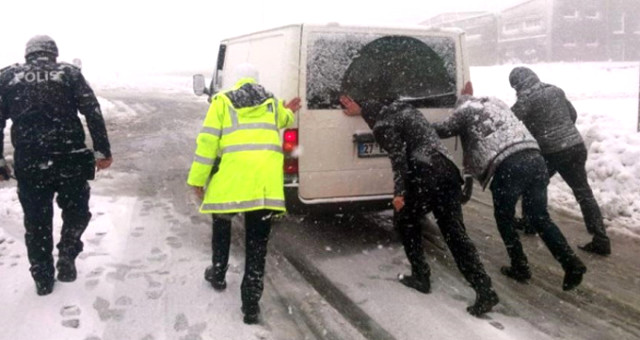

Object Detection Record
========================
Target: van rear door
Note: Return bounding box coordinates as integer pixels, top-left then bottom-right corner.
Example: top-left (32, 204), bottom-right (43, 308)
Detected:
top-left (298, 25), bottom-right (465, 203)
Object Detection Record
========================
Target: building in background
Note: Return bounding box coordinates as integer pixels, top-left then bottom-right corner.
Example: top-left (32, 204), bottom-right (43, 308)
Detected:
top-left (608, 0), bottom-right (640, 61)
top-left (423, 12), bottom-right (499, 66)
top-left (421, 0), bottom-right (640, 65)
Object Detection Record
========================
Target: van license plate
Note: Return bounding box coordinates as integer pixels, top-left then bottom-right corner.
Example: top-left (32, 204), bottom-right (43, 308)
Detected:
top-left (357, 142), bottom-right (387, 158)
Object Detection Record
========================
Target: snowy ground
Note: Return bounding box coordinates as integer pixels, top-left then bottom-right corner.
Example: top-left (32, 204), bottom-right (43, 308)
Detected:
top-left (1, 62), bottom-right (639, 340)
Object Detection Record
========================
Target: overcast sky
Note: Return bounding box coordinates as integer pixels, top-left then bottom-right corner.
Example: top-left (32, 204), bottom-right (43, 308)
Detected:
top-left (0, 0), bottom-right (522, 75)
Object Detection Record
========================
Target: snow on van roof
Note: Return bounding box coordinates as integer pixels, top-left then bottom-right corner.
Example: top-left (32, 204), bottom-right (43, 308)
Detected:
top-left (305, 22), bottom-right (465, 34)
top-left (220, 23), bottom-right (464, 42)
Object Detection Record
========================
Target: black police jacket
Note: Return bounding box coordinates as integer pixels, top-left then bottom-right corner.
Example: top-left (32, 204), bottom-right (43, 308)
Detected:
top-left (0, 57), bottom-right (111, 177)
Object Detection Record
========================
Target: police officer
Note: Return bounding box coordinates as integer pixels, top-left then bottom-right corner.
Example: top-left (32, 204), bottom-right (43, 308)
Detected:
top-left (187, 63), bottom-right (300, 324)
top-left (0, 36), bottom-right (113, 295)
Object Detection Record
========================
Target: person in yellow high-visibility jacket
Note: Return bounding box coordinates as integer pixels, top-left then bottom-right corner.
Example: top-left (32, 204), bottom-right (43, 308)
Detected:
top-left (188, 63), bottom-right (300, 325)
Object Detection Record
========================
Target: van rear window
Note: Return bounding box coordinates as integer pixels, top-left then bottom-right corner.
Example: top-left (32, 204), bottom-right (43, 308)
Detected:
top-left (306, 32), bottom-right (457, 110)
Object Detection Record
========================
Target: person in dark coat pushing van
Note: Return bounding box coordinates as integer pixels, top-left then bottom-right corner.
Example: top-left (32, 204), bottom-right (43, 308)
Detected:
top-left (432, 95), bottom-right (587, 291)
top-left (509, 67), bottom-right (611, 256)
top-left (340, 95), bottom-right (499, 317)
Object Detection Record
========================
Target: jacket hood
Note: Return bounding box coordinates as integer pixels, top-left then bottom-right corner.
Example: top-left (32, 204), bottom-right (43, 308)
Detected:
top-left (227, 80), bottom-right (270, 106)
top-left (359, 99), bottom-right (392, 129)
top-left (509, 67), bottom-right (540, 93)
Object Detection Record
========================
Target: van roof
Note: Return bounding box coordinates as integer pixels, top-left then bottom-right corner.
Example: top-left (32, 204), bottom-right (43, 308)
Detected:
top-left (220, 23), bottom-right (464, 43)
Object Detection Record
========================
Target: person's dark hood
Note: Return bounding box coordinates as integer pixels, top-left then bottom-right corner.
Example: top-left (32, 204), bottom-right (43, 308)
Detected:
top-left (509, 67), bottom-right (540, 93)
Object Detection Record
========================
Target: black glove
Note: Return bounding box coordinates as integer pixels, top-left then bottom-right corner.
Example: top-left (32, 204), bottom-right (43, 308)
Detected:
top-left (461, 175), bottom-right (473, 204)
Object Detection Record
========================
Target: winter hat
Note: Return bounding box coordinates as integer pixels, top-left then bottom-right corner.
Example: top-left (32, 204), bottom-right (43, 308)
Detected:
top-left (231, 63), bottom-right (259, 83)
top-left (508, 67), bottom-right (539, 92)
top-left (25, 35), bottom-right (59, 58)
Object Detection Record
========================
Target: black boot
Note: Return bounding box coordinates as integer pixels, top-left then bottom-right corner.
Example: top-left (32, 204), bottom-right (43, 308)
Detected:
top-left (398, 273), bottom-right (431, 294)
top-left (500, 265), bottom-right (531, 283)
top-left (562, 258), bottom-right (587, 291)
top-left (398, 264), bottom-right (431, 294)
top-left (31, 262), bottom-right (55, 296)
top-left (241, 304), bottom-right (260, 325)
top-left (578, 236), bottom-right (611, 256)
top-left (35, 279), bottom-right (54, 296)
top-left (204, 265), bottom-right (228, 291)
top-left (56, 257), bottom-right (77, 282)
top-left (467, 288), bottom-right (499, 316)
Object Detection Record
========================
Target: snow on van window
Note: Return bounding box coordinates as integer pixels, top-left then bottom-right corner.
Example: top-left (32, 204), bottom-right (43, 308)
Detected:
top-left (307, 32), bottom-right (457, 110)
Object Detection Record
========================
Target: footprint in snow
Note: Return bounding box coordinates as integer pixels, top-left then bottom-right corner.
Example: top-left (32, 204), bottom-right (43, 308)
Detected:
top-left (166, 236), bottom-right (182, 249)
top-left (174, 313), bottom-right (207, 339)
top-left (490, 321), bottom-right (505, 330)
top-left (147, 248), bottom-right (168, 262)
top-left (60, 305), bottom-right (81, 329)
top-left (93, 296), bottom-right (128, 322)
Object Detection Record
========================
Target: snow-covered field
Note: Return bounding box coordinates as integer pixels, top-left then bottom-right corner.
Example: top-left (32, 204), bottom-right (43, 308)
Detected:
top-left (88, 71), bottom-right (196, 96)
top-left (471, 62), bottom-right (640, 238)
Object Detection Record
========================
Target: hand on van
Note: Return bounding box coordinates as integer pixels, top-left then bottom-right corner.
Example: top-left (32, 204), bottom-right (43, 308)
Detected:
top-left (392, 195), bottom-right (405, 212)
top-left (192, 186), bottom-right (205, 200)
top-left (284, 97), bottom-right (302, 112)
top-left (339, 95), bottom-right (361, 116)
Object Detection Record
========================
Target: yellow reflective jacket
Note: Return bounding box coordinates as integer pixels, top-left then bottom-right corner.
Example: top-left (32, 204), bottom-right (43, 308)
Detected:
top-left (187, 78), bottom-right (295, 214)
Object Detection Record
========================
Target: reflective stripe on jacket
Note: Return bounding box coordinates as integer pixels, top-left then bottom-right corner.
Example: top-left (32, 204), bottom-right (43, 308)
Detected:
top-left (187, 78), bottom-right (294, 214)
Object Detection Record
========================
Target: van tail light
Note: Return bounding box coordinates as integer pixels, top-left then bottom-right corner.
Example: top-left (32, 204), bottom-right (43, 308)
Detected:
top-left (462, 81), bottom-right (474, 96)
top-left (283, 129), bottom-right (298, 154)
top-left (284, 158), bottom-right (299, 174)
top-left (283, 129), bottom-right (298, 175)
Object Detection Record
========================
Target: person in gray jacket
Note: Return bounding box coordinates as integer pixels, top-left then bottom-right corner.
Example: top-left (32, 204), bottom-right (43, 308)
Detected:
top-left (509, 67), bottom-right (610, 255)
top-left (433, 95), bottom-right (586, 291)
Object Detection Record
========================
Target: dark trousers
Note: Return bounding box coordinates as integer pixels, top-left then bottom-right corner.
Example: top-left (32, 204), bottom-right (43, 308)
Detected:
top-left (17, 177), bottom-right (92, 281)
top-left (212, 209), bottom-right (273, 309)
top-left (492, 150), bottom-right (578, 270)
top-left (395, 154), bottom-right (492, 292)
top-left (544, 143), bottom-right (608, 240)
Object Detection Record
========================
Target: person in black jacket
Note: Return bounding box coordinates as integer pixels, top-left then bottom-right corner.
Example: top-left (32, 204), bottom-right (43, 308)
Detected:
top-left (509, 67), bottom-right (610, 256)
top-left (340, 95), bottom-right (499, 317)
top-left (0, 36), bottom-right (113, 295)
top-left (433, 95), bottom-right (586, 290)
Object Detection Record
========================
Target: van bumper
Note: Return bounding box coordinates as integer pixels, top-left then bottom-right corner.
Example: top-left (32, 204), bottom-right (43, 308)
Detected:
top-left (284, 186), bottom-right (392, 214)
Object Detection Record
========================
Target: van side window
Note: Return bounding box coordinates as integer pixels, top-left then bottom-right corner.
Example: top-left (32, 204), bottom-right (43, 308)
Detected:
top-left (306, 33), bottom-right (457, 110)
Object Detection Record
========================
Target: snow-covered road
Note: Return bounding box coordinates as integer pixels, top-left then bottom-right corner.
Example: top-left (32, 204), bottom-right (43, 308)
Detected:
top-left (1, 63), bottom-right (639, 340)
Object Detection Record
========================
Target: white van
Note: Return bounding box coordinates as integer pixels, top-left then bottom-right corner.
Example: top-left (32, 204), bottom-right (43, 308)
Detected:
top-left (193, 23), bottom-right (470, 213)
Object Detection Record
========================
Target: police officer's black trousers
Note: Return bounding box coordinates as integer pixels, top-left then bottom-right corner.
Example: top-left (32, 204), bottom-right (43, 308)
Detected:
top-left (395, 154), bottom-right (493, 292)
top-left (491, 150), bottom-right (579, 271)
top-left (17, 177), bottom-right (91, 281)
top-left (544, 144), bottom-right (608, 241)
top-left (212, 209), bottom-right (273, 310)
